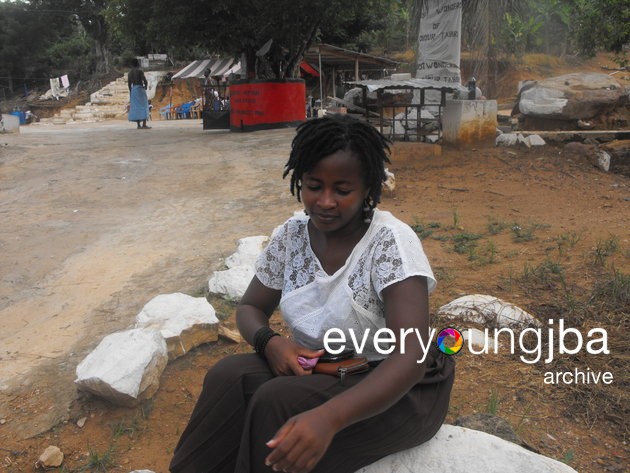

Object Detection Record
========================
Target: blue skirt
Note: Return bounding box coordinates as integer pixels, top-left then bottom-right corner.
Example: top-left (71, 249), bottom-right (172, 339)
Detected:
top-left (128, 85), bottom-right (149, 121)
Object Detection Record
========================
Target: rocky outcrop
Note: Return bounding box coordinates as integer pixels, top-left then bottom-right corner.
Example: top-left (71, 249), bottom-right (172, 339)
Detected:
top-left (518, 73), bottom-right (625, 120)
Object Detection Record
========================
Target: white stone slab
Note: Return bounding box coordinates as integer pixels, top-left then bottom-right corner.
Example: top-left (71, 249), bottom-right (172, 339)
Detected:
top-left (225, 235), bottom-right (268, 269)
top-left (208, 265), bottom-right (255, 300)
top-left (525, 134), bottom-right (546, 147)
top-left (496, 133), bottom-right (518, 146)
top-left (75, 328), bottom-right (168, 406)
top-left (357, 424), bottom-right (577, 473)
top-left (135, 293), bottom-right (219, 359)
top-left (438, 294), bottom-right (539, 328)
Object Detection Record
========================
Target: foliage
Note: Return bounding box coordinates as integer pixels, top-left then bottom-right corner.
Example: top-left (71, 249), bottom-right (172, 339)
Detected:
top-left (529, 0), bottom-right (572, 55)
top-left (572, 0), bottom-right (630, 56)
top-left (103, 0), bottom-right (401, 80)
top-left (501, 11), bottom-right (543, 58)
top-left (0, 1), bottom-right (82, 94)
top-left (44, 29), bottom-right (94, 81)
top-left (1, 0), bottom-right (629, 99)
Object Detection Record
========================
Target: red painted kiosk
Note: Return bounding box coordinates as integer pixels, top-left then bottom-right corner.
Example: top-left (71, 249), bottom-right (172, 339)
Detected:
top-left (229, 79), bottom-right (305, 132)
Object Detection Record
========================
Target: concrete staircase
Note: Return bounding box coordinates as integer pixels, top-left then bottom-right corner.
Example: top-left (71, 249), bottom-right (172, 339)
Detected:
top-left (41, 72), bottom-right (166, 125)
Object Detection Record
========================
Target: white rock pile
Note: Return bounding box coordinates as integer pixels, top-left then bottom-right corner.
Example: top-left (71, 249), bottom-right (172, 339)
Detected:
top-left (75, 293), bottom-right (220, 405)
top-left (496, 132), bottom-right (546, 147)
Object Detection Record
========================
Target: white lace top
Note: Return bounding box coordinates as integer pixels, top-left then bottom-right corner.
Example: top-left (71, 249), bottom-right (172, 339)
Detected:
top-left (255, 209), bottom-right (436, 360)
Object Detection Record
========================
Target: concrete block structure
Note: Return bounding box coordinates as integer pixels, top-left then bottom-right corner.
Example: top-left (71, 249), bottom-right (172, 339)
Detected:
top-left (442, 100), bottom-right (497, 145)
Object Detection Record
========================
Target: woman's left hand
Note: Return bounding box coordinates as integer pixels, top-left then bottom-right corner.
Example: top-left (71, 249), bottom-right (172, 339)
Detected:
top-left (264, 407), bottom-right (337, 473)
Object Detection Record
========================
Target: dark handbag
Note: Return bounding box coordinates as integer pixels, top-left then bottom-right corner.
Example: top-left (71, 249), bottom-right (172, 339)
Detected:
top-left (314, 357), bottom-right (370, 384)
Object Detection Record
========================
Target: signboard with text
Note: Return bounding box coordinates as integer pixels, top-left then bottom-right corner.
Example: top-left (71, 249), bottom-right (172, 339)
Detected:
top-left (415, 0), bottom-right (462, 85)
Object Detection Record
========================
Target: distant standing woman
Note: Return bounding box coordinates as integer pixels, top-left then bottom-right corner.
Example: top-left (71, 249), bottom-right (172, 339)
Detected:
top-left (128, 58), bottom-right (151, 129)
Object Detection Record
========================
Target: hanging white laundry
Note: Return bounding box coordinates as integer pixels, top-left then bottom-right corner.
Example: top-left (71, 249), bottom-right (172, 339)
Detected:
top-left (50, 77), bottom-right (61, 99)
top-left (60, 74), bottom-right (70, 88)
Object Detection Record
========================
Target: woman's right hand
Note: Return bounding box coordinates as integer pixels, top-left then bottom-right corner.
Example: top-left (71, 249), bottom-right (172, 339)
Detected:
top-left (264, 336), bottom-right (324, 377)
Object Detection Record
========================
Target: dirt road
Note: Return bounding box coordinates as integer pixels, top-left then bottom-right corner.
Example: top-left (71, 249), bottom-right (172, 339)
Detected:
top-left (0, 118), bottom-right (628, 472)
top-left (0, 120), bottom-right (299, 436)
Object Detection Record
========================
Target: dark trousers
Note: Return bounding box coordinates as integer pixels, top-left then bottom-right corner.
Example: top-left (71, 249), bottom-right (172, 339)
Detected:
top-left (170, 350), bottom-right (454, 473)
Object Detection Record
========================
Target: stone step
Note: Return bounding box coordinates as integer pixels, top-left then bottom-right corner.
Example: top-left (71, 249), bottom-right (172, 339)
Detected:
top-left (91, 95), bottom-right (128, 103)
top-left (95, 112), bottom-right (124, 119)
top-left (72, 112), bottom-right (96, 120)
top-left (94, 106), bottom-right (125, 113)
top-left (47, 72), bottom-right (164, 124)
top-left (75, 105), bottom-right (99, 113)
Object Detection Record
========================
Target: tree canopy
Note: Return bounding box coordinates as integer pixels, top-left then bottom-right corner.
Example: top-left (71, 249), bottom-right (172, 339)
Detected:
top-left (0, 0), bottom-right (628, 98)
top-left (103, 0), bottom-right (399, 79)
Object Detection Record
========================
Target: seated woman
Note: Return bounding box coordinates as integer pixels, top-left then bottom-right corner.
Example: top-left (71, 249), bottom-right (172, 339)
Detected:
top-left (169, 114), bottom-right (455, 473)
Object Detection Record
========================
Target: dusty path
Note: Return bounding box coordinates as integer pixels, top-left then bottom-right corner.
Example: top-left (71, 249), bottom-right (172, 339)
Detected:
top-left (0, 118), bottom-right (628, 473)
top-left (0, 120), bottom-right (298, 436)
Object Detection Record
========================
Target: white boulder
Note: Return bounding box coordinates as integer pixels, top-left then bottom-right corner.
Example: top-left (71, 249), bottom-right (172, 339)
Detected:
top-left (518, 73), bottom-right (624, 120)
top-left (525, 134), bottom-right (546, 147)
top-left (225, 236), bottom-right (269, 268)
top-left (383, 168), bottom-right (396, 192)
top-left (209, 265), bottom-right (255, 300)
top-left (357, 424), bottom-right (577, 473)
top-left (208, 236), bottom-right (268, 300)
top-left (496, 133), bottom-right (518, 146)
top-left (135, 293), bottom-right (219, 360)
top-left (75, 328), bottom-right (168, 406)
top-left (595, 149), bottom-right (611, 172)
top-left (437, 294), bottom-right (539, 328)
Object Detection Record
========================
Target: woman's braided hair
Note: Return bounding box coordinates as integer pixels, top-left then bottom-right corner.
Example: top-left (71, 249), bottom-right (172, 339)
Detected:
top-left (283, 114), bottom-right (391, 212)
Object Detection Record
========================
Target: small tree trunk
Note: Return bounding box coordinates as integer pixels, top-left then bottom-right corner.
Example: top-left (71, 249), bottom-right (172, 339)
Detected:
top-left (7, 70), bottom-right (14, 95)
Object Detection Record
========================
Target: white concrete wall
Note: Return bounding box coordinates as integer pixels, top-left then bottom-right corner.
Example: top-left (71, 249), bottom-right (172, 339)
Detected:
top-left (442, 100), bottom-right (497, 144)
top-left (0, 113), bottom-right (20, 133)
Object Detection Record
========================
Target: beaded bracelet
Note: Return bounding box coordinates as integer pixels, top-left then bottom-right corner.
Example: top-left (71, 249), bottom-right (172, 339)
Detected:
top-left (253, 326), bottom-right (280, 359)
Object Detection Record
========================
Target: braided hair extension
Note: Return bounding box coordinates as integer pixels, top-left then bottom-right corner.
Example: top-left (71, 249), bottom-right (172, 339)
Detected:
top-left (283, 114), bottom-right (391, 214)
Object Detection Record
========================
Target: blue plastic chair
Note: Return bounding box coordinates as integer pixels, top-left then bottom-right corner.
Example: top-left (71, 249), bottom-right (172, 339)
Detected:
top-left (176, 101), bottom-right (195, 119)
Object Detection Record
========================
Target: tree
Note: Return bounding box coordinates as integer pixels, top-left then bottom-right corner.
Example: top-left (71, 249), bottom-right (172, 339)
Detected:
top-left (0, 1), bottom-right (79, 95)
top-left (572, 0), bottom-right (630, 57)
top-left (105, 0), bottom-right (398, 79)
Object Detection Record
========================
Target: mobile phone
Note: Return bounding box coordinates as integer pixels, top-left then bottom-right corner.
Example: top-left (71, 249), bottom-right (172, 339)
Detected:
top-left (318, 348), bottom-right (354, 362)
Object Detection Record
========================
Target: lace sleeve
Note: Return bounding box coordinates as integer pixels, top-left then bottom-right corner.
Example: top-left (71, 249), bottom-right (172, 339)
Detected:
top-left (370, 225), bottom-right (436, 298)
top-left (255, 223), bottom-right (287, 290)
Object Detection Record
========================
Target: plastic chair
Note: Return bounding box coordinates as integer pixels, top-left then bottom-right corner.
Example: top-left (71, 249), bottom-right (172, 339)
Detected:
top-left (176, 101), bottom-right (195, 119)
top-left (190, 100), bottom-right (203, 119)
top-left (159, 105), bottom-right (175, 120)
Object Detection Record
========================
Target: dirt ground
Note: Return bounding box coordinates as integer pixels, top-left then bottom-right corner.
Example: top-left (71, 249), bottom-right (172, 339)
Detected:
top-left (0, 55), bottom-right (629, 472)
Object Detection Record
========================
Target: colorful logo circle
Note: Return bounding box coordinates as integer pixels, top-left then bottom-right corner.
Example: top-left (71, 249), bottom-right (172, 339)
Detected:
top-left (436, 327), bottom-right (463, 355)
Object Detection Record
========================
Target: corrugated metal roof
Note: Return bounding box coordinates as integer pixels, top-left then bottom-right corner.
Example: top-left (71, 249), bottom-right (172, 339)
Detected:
top-left (303, 43), bottom-right (400, 72)
top-left (347, 78), bottom-right (468, 94)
